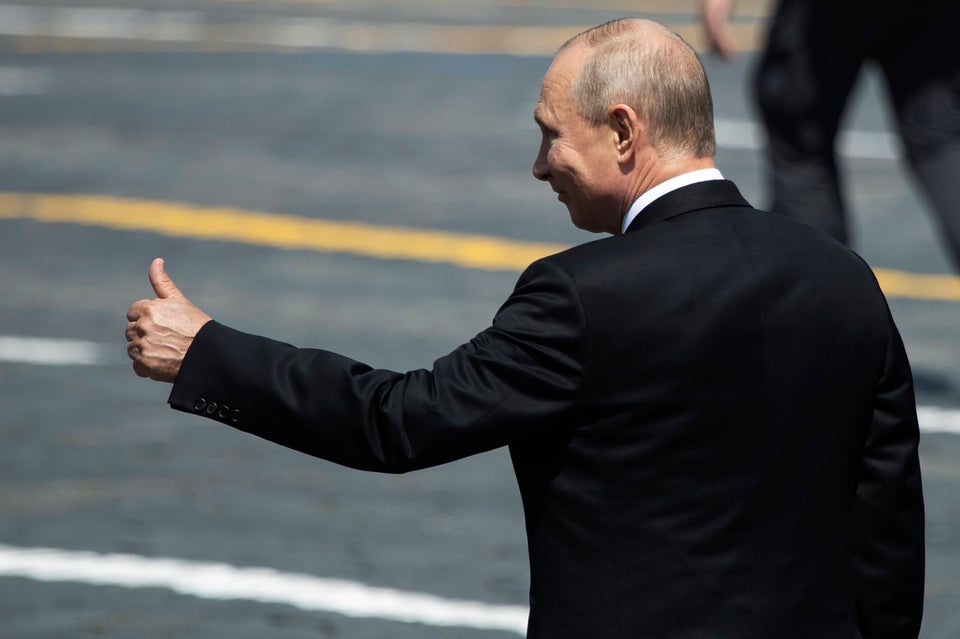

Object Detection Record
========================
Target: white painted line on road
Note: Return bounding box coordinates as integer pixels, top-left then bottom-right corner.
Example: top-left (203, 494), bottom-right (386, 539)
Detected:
top-left (0, 335), bottom-right (104, 365)
top-left (0, 5), bottom-right (203, 42)
top-left (0, 3), bottom-right (759, 56)
top-left (713, 118), bottom-right (764, 154)
top-left (523, 118), bottom-right (898, 161)
top-left (715, 118), bottom-right (900, 161)
top-left (0, 4), bottom-right (568, 55)
top-left (917, 406), bottom-right (960, 436)
top-left (0, 544), bottom-right (529, 635)
top-left (3, 334), bottom-right (958, 436)
top-left (839, 128), bottom-right (900, 161)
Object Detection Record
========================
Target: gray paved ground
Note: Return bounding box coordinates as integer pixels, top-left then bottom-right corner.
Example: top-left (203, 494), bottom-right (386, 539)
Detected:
top-left (1, 2), bottom-right (958, 637)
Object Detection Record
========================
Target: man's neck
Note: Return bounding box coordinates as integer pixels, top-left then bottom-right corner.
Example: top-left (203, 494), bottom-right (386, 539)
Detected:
top-left (620, 162), bottom-right (724, 233)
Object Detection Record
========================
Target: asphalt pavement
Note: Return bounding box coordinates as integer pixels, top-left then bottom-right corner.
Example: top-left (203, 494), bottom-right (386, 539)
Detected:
top-left (1, 2), bottom-right (958, 637)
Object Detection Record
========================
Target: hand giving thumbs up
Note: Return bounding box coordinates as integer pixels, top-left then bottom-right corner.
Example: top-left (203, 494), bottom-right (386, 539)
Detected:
top-left (125, 258), bottom-right (212, 382)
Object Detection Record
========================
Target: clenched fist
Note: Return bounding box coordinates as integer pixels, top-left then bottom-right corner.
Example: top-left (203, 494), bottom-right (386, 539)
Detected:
top-left (126, 258), bottom-right (212, 382)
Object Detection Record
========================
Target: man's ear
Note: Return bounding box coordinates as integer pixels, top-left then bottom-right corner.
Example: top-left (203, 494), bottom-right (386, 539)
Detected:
top-left (608, 104), bottom-right (642, 163)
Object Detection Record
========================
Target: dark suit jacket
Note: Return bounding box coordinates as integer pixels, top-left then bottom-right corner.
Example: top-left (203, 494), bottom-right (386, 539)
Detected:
top-left (169, 180), bottom-right (924, 638)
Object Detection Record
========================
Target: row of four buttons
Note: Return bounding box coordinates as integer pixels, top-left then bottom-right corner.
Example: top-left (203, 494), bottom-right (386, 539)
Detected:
top-left (193, 397), bottom-right (241, 425)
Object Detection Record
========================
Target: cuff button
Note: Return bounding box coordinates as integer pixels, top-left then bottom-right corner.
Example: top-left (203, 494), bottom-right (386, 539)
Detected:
top-left (205, 402), bottom-right (219, 416)
top-left (193, 398), bottom-right (207, 412)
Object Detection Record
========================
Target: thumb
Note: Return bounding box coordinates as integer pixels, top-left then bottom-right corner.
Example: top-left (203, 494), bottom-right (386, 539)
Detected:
top-left (148, 257), bottom-right (184, 299)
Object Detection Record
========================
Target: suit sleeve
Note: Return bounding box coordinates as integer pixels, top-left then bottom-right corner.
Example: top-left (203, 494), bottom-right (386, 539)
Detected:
top-left (167, 258), bottom-right (586, 473)
top-left (853, 307), bottom-right (925, 638)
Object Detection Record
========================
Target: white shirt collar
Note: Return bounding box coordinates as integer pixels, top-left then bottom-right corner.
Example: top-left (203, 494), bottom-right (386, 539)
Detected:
top-left (620, 168), bottom-right (724, 234)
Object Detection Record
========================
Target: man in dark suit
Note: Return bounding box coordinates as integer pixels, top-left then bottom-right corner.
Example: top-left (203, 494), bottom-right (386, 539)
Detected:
top-left (126, 18), bottom-right (924, 638)
top-left (701, 0), bottom-right (960, 263)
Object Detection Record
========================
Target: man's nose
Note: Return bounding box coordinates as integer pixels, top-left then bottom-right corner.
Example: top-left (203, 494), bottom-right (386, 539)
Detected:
top-left (532, 144), bottom-right (549, 181)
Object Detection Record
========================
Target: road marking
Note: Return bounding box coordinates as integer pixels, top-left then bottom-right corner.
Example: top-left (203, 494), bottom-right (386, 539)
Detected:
top-left (5, 330), bottom-right (959, 436)
top-left (0, 5), bottom-right (203, 44)
top-left (871, 268), bottom-right (960, 303)
top-left (0, 3), bottom-right (765, 55)
top-left (0, 335), bottom-right (104, 365)
top-left (715, 118), bottom-right (899, 161)
top-left (4, 331), bottom-right (960, 436)
top-left (0, 544), bottom-right (529, 635)
top-left (0, 192), bottom-right (569, 272)
top-left (917, 406), bottom-right (960, 435)
top-left (191, 0), bottom-right (771, 14)
top-left (2, 192), bottom-right (958, 301)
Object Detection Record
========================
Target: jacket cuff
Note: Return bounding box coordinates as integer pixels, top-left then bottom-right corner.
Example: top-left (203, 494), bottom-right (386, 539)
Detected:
top-left (167, 320), bottom-right (244, 428)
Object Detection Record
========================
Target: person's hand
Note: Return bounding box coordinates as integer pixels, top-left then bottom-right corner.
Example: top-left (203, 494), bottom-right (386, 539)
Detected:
top-left (700, 0), bottom-right (739, 59)
top-left (126, 258), bottom-right (212, 383)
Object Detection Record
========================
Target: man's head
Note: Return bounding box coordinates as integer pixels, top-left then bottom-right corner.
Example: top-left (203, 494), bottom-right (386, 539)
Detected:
top-left (532, 19), bottom-right (716, 234)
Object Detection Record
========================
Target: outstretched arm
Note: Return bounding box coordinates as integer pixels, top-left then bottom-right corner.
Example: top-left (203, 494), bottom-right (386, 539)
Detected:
top-left (128, 257), bottom-right (586, 473)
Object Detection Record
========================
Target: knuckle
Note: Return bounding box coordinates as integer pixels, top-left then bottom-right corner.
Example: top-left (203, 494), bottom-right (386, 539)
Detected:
top-left (126, 299), bottom-right (148, 321)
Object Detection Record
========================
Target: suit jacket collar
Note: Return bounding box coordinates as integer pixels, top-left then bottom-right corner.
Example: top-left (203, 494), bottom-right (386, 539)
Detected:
top-left (624, 180), bottom-right (751, 234)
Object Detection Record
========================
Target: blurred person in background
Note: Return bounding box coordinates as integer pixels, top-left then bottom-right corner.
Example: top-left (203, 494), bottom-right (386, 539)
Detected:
top-left (127, 18), bottom-right (924, 639)
top-left (701, 0), bottom-right (960, 264)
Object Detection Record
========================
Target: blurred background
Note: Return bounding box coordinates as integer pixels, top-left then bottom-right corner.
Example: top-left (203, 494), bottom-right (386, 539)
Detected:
top-left (1, 1), bottom-right (957, 637)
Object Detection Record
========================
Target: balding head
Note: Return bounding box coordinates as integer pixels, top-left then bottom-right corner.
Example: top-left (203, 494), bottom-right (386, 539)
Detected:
top-left (532, 19), bottom-right (718, 235)
top-left (562, 18), bottom-right (716, 160)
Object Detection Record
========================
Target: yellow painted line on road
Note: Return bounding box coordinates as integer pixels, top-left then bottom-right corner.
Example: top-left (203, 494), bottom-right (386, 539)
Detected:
top-left (1, 192), bottom-right (955, 301)
top-left (0, 192), bottom-right (566, 272)
top-left (872, 268), bottom-right (960, 304)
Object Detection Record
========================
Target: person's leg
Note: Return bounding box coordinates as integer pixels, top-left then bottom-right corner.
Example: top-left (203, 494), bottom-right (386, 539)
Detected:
top-left (880, 4), bottom-right (960, 266)
top-left (752, 0), bottom-right (867, 244)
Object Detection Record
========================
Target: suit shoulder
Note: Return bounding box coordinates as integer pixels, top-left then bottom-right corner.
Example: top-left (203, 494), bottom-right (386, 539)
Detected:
top-left (532, 234), bottom-right (628, 273)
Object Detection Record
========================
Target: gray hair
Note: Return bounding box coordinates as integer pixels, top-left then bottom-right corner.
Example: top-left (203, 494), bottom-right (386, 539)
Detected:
top-left (563, 19), bottom-right (716, 160)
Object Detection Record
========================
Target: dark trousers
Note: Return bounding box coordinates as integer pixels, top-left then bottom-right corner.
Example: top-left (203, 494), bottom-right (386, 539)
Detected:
top-left (753, 0), bottom-right (960, 264)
